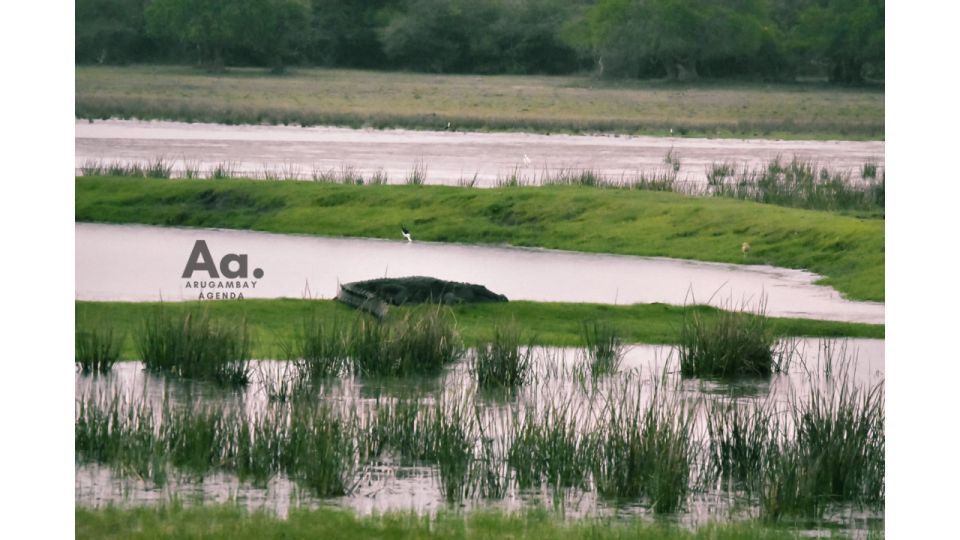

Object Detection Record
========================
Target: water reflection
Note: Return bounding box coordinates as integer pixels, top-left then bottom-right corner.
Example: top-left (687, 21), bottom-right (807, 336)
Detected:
top-left (76, 338), bottom-right (883, 534)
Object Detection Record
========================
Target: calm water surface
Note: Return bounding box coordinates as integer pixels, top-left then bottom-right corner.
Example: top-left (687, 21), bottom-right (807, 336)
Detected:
top-left (76, 223), bottom-right (883, 324)
top-left (76, 119), bottom-right (885, 186)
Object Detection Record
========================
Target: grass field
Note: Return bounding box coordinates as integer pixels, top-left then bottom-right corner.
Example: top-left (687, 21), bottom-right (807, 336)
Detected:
top-left (74, 504), bottom-right (882, 539)
top-left (76, 177), bottom-right (885, 301)
top-left (76, 299), bottom-right (883, 360)
top-left (75, 65), bottom-right (884, 140)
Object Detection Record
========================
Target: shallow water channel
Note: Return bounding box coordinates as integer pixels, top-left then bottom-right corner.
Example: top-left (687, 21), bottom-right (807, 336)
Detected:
top-left (76, 119), bottom-right (885, 186)
top-left (76, 223), bottom-right (883, 324)
top-left (76, 338), bottom-right (884, 534)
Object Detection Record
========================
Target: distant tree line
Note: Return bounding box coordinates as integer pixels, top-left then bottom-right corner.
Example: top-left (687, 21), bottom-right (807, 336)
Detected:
top-left (76, 0), bottom-right (884, 83)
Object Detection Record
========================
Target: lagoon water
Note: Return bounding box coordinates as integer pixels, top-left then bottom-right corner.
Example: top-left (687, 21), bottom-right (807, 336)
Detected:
top-left (75, 339), bottom-right (884, 530)
top-left (76, 119), bottom-right (885, 186)
top-left (76, 222), bottom-right (883, 324)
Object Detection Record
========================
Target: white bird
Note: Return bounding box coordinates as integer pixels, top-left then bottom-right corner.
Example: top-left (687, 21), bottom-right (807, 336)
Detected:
top-left (522, 154), bottom-right (532, 166)
top-left (401, 224), bottom-right (412, 242)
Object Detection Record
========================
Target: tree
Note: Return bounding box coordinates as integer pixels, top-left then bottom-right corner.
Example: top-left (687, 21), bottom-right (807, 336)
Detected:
top-left (577, 0), bottom-right (775, 80)
top-left (146, 0), bottom-right (241, 71)
top-left (308, 0), bottom-right (394, 68)
top-left (793, 0), bottom-right (884, 83)
top-left (236, 0), bottom-right (311, 73)
top-left (76, 0), bottom-right (147, 64)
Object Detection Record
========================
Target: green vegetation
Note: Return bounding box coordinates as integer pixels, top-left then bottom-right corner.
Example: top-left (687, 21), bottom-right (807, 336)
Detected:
top-left (75, 326), bottom-right (122, 373)
top-left (709, 157), bottom-right (884, 216)
top-left (76, 65), bottom-right (883, 139)
top-left (703, 378), bottom-right (885, 518)
top-left (764, 379), bottom-right (885, 517)
top-left (678, 299), bottom-right (782, 377)
top-left (76, 372), bottom-right (884, 517)
top-left (78, 1), bottom-right (883, 84)
top-left (76, 392), bottom-right (357, 495)
top-left (470, 324), bottom-right (535, 389)
top-left (76, 503), bottom-right (882, 540)
top-left (137, 308), bottom-right (252, 386)
top-left (579, 321), bottom-right (626, 377)
top-left (78, 156), bottom-right (885, 216)
top-left (593, 379), bottom-right (695, 513)
top-left (347, 307), bottom-right (464, 376)
top-left (508, 402), bottom-right (591, 492)
top-left (76, 176), bottom-right (885, 300)
top-left (75, 299), bottom-right (883, 360)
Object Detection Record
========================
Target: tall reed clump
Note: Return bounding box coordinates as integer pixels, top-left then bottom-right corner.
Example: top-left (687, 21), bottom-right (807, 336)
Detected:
top-left (76, 391), bottom-right (360, 497)
top-left (137, 308), bottom-right (251, 387)
top-left (428, 399), bottom-right (477, 502)
top-left (593, 379), bottom-right (696, 513)
top-left (283, 402), bottom-right (359, 496)
top-left (75, 391), bottom-right (167, 484)
top-left (406, 160), bottom-right (427, 185)
top-left (709, 157), bottom-right (884, 214)
top-left (760, 379), bottom-right (885, 519)
top-left (285, 315), bottom-right (349, 379)
top-left (470, 325), bottom-right (534, 389)
top-left (507, 403), bottom-right (592, 492)
top-left (76, 326), bottom-right (123, 374)
top-left (705, 398), bottom-right (778, 487)
top-left (580, 321), bottom-right (625, 377)
top-left (350, 309), bottom-right (463, 377)
top-left (678, 300), bottom-right (781, 377)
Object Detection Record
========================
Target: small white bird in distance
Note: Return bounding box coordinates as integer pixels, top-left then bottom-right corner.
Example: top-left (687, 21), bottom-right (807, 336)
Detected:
top-left (523, 154), bottom-right (532, 166)
top-left (741, 242), bottom-right (751, 257)
top-left (401, 224), bottom-right (412, 242)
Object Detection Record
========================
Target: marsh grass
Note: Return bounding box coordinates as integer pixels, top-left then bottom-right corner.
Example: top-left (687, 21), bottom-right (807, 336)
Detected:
top-left (579, 321), bottom-right (626, 377)
top-left (285, 402), bottom-right (359, 496)
top-left (406, 160), bottom-right (427, 185)
top-left (705, 398), bottom-right (778, 487)
top-left (338, 308), bottom-right (464, 377)
top-left (710, 157), bottom-right (884, 214)
top-left (679, 299), bottom-right (782, 378)
top-left (75, 391), bottom-right (167, 484)
top-left (663, 148), bottom-right (681, 172)
top-left (760, 379), bottom-right (884, 519)
top-left (368, 168), bottom-right (389, 185)
top-left (428, 399), bottom-right (477, 502)
top-left (137, 308), bottom-right (252, 387)
top-left (256, 363), bottom-right (311, 404)
top-left (78, 154), bottom-right (883, 215)
top-left (508, 403), bottom-right (592, 492)
top-left (210, 161), bottom-right (239, 179)
top-left (470, 325), bottom-right (535, 389)
top-left (706, 162), bottom-right (736, 186)
top-left (77, 364), bottom-right (883, 519)
top-left (76, 391), bottom-right (360, 496)
top-left (496, 166), bottom-right (532, 187)
top-left (593, 378), bottom-right (696, 513)
top-left (76, 326), bottom-right (123, 373)
top-left (285, 315), bottom-right (349, 379)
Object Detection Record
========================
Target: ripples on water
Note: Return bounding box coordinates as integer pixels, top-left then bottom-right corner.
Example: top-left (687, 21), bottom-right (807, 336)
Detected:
top-left (76, 339), bottom-right (884, 535)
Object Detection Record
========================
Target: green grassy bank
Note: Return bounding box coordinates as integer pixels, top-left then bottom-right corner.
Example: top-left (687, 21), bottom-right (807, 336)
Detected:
top-left (75, 504), bottom-right (880, 540)
top-left (76, 177), bottom-right (885, 301)
top-left (75, 66), bottom-right (884, 140)
top-left (76, 299), bottom-right (884, 360)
